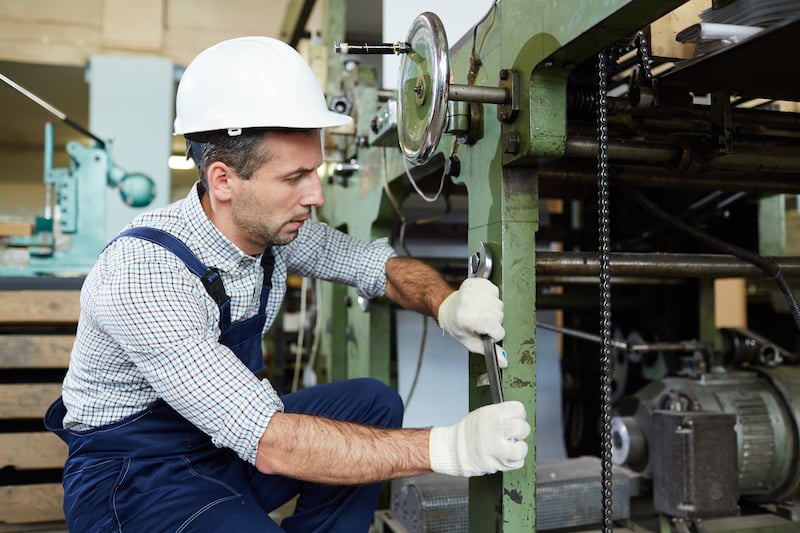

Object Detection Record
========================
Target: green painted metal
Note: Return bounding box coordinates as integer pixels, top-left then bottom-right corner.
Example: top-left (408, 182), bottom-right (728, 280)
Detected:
top-left (317, 0), bottom-right (693, 529)
top-left (759, 194), bottom-right (787, 256)
top-left (318, 280), bottom-right (348, 383)
top-left (317, 139), bottom-right (406, 386)
top-left (529, 66), bottom-right (568, 158)
top-left (443, 1), bottom-right (689, 529)
top-left (3, 127), bottom-right (113, 275)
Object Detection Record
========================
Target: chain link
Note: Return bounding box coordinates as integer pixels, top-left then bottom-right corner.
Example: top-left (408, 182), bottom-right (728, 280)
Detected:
top-left (634, 30), bottom-right (655, 85)
top-left (596, 48), bottom-right (614, 533)
top-left (593, 29), bottom-right (653, 531)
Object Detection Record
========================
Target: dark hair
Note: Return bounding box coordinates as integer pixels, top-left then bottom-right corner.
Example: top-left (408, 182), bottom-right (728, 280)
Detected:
top-left (185, 129), bottom-right (272, 190)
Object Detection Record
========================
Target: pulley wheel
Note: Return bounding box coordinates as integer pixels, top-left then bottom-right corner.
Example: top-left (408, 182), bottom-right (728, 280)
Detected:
top-left (397, 12), bottom-right (449, 166)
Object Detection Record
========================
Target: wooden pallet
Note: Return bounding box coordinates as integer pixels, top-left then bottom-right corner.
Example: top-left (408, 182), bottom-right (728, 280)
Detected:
top-left (0, 282), bottom-right (80, 525)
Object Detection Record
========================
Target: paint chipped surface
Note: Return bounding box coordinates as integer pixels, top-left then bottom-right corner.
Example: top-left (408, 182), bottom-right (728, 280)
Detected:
top-left (510, 377), bottom-right (533, 388)
top-left (505, 488), bottom-right (524, 504)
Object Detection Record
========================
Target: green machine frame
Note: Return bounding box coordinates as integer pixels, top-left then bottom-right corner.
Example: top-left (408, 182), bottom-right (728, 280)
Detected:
top-left (314, 0), bottom-right (688, 530)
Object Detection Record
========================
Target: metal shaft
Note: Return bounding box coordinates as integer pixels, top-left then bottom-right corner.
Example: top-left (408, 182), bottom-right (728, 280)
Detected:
top-left (536, 251), bottom-right (800, 278)
top-left (564, 136), bottom-right (800, 173)
top-left (448, 83), bottom-right (508, 104)
top-left (536, 321), bottom-right (707, 353)
top-left (537, 166), bottom-right (800, 194)
top-left (565, 136), bottom-right (678, 162)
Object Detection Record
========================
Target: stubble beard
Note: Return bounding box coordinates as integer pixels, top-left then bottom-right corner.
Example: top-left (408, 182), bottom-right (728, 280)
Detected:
top-left (270, 230), bottom-right (299, 246)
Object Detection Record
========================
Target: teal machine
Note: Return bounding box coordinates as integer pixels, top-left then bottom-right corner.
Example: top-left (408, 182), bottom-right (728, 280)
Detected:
top-left (316, 0), bottom-right (800, 531)
top-left (0, 73), bottom-right (156, 275)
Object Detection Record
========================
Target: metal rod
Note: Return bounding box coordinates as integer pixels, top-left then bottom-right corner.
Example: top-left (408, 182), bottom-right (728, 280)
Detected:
top-left (537, 166), bottom-right (800, 194)
top-left (565, 136), bottom-right (678, 162)
top-left (565, 136), bottom-right (800, 172)
top-left (537, 321), bottom-right (628, 349)
top-left (0, 71), bottom-right (106, 148)
top-left (448, 83), bottom-right (508, 104)
top-left (334, 41), bottom-right (410, 55)
top-left (536, 321), bottom-right (707, 352)
top-left (536, 251), bottom-right (800, 278)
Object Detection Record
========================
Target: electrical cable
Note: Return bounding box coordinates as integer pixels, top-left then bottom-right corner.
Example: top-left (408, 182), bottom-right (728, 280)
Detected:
top-left (403, 318), bottom-right (429, 409)
top-left (468, 1), bottom-right (498, 85)
top-left (401, 154), bottom-right (447, 203)
top-left (622, 185), bottom-right (800, 333)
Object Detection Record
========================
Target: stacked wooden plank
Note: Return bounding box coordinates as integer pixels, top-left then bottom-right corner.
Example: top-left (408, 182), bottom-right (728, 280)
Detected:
top-left (0, 280), bottom-right (81, 526)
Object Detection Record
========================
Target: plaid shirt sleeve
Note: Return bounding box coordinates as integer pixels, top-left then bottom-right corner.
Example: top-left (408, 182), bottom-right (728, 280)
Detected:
top-left (279, 221), bottom-right (396, 298)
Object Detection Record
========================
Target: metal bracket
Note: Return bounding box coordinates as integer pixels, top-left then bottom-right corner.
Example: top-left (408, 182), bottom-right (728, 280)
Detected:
top-left (497, 69), bottom-right (520, 123)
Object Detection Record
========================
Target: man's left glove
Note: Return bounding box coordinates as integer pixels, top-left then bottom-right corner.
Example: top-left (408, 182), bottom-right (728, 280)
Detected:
top-left (437, 278), bottom-right (506, 366)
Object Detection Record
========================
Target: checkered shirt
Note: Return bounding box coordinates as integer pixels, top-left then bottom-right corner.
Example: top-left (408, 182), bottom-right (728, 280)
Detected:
top-left (61, 183), bottom-right (396, 465)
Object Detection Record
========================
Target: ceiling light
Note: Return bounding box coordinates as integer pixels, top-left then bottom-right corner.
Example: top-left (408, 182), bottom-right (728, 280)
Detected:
top-left (168, 155), bottom-right (196, 170)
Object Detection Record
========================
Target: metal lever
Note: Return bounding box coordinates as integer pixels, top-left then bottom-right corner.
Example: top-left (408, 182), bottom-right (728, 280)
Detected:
top-left (0, 72), bottom-right (107, 148)
top-left (333, 42), bottom-right (411, 55)
top-left (482, 334), bottom-right (504, 404)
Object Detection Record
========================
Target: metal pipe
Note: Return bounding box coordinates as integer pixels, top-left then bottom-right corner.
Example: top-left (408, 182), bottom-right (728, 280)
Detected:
top-left (448, 83), bottom-right (508, 104)
top-left (537, 166), bottom-right (800, 194)
top-left (537, 321), bottom-right (708, 352)
top-left (565, 136), bottom-right (679, 162)
top-left (565, 136), bottom-right (800, 173)
top-left (536, 251), bottom-right (800, 278)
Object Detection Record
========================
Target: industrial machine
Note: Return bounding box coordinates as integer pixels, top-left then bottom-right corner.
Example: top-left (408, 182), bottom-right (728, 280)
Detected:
top-left (0, 74), bottom-right (156, 275)
top-left (316, 0), bottom-right (800, 531)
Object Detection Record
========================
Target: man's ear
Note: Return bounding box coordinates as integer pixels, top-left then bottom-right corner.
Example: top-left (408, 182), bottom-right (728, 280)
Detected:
top-left (206, 161), bottom-right (233, 201)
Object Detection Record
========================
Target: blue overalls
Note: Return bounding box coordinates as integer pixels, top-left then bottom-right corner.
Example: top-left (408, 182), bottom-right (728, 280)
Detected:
top-left (44, 227), bottom-right (403, 532)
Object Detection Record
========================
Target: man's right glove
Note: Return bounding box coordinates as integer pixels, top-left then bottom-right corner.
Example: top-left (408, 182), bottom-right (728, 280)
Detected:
top-left (428, 401), bottom-right (530, 477)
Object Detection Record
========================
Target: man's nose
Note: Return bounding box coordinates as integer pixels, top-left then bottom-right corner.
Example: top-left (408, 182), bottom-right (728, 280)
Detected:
top-left (301, 175), bottom-right (325, 207)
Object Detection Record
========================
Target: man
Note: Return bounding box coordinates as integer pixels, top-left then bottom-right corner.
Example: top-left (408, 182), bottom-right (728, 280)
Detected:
top-left (45, 36), bottom-right (529, 532)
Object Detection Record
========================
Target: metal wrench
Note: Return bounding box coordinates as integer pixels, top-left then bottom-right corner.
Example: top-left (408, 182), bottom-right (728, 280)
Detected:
top-left (482, 334), bottom-right (504, 404)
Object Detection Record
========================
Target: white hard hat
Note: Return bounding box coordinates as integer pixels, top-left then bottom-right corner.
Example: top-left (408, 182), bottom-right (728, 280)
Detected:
top-left (174, 36), bottom-right (352, 135)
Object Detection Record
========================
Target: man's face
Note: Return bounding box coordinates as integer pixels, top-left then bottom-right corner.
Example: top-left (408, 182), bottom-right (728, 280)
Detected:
top-left (229, 129), bottom-right (324, 250)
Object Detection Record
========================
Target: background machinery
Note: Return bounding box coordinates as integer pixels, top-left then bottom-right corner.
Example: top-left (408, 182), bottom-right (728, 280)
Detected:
top-left (0, 73), bottom-right (156, 275)
top-left (316, 0), bottom-right (800, 531)
top-left (2, 0), bottom-right (800, 530)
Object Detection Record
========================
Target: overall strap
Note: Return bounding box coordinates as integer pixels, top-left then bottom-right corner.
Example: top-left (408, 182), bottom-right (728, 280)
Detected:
top-left (112, 227), bottom-right (232, 331)
top-left (258, 249), bottom-right (275, 315)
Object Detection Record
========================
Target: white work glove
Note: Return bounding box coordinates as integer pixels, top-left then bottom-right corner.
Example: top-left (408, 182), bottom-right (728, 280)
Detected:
top-left (429, 401), bottom-right (530, 477)
top-left (437, 278), bottom-right (507, 367)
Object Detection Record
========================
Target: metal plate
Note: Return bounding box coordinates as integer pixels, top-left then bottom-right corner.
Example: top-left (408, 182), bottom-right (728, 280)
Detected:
top-left (397, 12), bottom-right (450, 166)
top-left (660, 16), bottom-right (800, 102)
